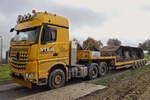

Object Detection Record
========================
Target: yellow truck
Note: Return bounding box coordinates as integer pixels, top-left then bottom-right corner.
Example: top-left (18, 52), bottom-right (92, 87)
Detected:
top-left (9, 10), bottom-right (147, 89)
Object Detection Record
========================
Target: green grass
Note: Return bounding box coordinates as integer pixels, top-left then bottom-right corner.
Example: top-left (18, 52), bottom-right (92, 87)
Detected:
top-left (144, 54), bottom-right (150, 61)
top-left (0, 64), bottom-right (11, 82)
top-left (95, 65), bottom-right (150, 86)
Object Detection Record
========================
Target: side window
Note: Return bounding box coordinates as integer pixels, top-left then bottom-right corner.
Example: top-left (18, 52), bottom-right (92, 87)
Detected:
top-left (41, 26), bottom-right (57, 44)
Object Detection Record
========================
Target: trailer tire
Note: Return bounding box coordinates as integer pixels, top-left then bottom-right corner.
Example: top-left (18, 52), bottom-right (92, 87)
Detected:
top-left (132, 63), bottom-right (136, 70)
top-left (47, 69), bottom-right (65, 89)
top-left (141, 61), bottom-right (144, 67)
top-left (141, 61), bottom-right (143, 67)
top-left (98, 62), bottom-right (108, 76)
top-left (144, 60), bottom-right (147, 65)
top-left (87, 63), bottom-right (98, 80)
top-left (138, 62), bottom-right (142, 68)
top-left (144, 60), bottom-right (146, 65)
top-left (136, 62), bottom-right (140, 69)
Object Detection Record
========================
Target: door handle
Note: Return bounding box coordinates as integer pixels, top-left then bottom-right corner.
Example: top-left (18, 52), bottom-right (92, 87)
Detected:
top-left (53, 53), bottom-right (58, 56)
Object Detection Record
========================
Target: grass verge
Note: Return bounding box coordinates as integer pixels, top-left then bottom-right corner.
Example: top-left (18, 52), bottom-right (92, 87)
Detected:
top-left (0, 64), bottom-right (11, 83)
top-left (95, 65), bottom-right (150, 86)
top-left (144, 54), bottom-right (150, 60)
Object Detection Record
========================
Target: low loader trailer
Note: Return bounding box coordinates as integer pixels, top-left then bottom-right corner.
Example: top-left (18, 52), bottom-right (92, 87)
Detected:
top-left (9, 10), bottom-right (147, 89)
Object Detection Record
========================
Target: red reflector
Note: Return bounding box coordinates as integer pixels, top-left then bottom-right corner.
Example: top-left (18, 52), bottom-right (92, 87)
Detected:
top-left (18, 15), bottom-right (22, 17)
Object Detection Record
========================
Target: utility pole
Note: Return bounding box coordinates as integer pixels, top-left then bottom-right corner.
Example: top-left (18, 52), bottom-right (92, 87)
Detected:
top-left (0, 36), bottom-right (2, 64)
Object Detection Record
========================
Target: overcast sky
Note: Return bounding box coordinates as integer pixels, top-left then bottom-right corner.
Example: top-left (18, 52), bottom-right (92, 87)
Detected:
top-left (0, 0), bottom-right (150, 57)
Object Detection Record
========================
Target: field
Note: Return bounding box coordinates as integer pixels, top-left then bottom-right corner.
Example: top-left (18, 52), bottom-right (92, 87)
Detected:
top-left (95, 65), bottom-right (150, 86)
top-left (144, 54), bottom-right (150, 60)
top-left (0, 64), bottom-right (11, 83)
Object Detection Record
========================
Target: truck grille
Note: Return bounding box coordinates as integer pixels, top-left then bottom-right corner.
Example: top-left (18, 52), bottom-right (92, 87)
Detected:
top-left (10, 48), bottom-right (29, 70)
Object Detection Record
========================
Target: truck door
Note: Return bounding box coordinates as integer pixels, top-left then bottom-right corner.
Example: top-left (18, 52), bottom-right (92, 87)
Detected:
top-left (39, 25), bottom-right (59, 60)
top-left (38, 24), bottom-right (69, 79)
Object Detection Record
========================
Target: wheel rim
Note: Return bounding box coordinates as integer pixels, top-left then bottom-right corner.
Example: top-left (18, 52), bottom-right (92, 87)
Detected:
top-left (92, 67), bottom-right (97, 76)
top-left (99, 63), bottom-right (107, 76)
top-left (135, 63), bottom-right (139, 68)
top-left (88, 65), bottom-right (98, 79)
top-left (54, 74), bottom-right (62, 85)
top-left (101, 67), bottom-right (105, 73)
top-left (132, 63), bottom-right (136, 69)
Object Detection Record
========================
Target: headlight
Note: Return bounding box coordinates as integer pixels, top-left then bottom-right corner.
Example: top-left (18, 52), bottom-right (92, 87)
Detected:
top-left (26, 73), bottom-right (34, 78)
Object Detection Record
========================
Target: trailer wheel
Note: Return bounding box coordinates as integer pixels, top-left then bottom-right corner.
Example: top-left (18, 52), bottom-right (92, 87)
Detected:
top-left (132, 63), bottom-right (136, 70)
top-left (141, 61), bottom-right (143, 67)
top-left (47, 69), bottom-right (65, 89)
top-left (141, 61), bottom-right (144, 67)
top-left (135, 62), bottom-right (140, 69)
top-left (144, 60), bottom-right (146, 65)
top-left (138, 62), bottom-right (142, 68)
top-left (87, 63), bottom-right (98, 80)
top-left (98, 62), bottom-right (108, 76)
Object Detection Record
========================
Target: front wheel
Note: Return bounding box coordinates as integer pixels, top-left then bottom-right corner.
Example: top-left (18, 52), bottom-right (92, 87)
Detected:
top-left (47, 69), bottom-right (65, 89)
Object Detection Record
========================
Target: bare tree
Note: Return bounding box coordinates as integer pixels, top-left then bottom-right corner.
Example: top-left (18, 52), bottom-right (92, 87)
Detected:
top-left (138, 39), bottom-right (150, 50)
top-left (97, 40), bottom-right (103, 48)
top-left (138, 39), bottom-right (150, 54)
top-left (107, 38), bottom-right (121, 46)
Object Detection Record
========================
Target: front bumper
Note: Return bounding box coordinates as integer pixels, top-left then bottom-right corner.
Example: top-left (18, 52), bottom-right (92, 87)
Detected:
top-left (12, 77), bottom-right (32, 88)
top-left (10, 60), bottom-right (38, 88)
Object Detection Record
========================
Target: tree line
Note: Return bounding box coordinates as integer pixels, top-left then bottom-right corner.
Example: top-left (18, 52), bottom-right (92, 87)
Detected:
top-left (75, 37), bottom-right (150, 53)
top-left (138, 39), bottom-right (150, 54)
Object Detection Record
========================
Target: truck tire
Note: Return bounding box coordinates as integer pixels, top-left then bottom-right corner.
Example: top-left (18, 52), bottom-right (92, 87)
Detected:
top-left (98, 62), bottom-right (108, 76)
top-left (47, 69), bottom-right (65, 89)
top-left (87, 63), bottom-right (98, 80)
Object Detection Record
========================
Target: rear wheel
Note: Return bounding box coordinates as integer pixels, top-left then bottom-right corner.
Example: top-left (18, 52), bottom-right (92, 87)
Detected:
top-left (47, 69), bottom-right (65, 89)
top-left (98, 62), bottom-right (108, 76)
top-left (87, 63), bottom-right (98, 80)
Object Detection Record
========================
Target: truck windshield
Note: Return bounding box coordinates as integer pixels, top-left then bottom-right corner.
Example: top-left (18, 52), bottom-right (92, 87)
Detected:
top-left (12, 27), bottom-right (41, 43)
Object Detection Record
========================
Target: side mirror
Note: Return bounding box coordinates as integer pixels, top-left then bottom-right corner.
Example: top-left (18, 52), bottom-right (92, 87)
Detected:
top-left (10, 28), bottom-right (14, 32)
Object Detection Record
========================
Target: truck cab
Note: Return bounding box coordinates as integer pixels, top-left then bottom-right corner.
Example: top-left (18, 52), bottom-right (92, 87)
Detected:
top-left (10, 10), bottom-right (70, 88)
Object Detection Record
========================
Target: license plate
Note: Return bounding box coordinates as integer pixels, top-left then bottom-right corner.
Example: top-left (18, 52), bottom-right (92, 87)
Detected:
top-left (14, 72), bottom-right (20, 76)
